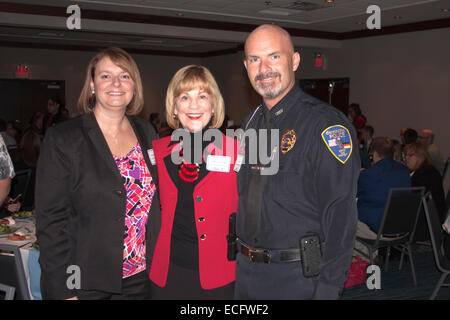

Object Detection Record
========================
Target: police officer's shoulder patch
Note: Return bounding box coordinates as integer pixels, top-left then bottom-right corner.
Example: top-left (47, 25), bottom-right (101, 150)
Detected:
top-left (321, 124), bottom-right (352, 164)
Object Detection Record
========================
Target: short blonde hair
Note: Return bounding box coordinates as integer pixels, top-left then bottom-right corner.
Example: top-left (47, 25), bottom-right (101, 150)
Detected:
top-left (165, 65), bottom-right (225, 129)
top-left (77, 47), bottom-right (143, 115)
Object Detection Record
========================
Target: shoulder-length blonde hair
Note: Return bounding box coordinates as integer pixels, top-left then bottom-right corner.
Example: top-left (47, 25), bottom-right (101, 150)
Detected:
top-left (77, 47), bottom-right (143, 115)
top-left (165, 65), bottom-right (225, 129)
top-left (403, 142), bottom-right (437, 171)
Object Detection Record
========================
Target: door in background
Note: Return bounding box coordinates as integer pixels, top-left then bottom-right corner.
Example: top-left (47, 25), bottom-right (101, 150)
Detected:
top-left (0, 79), bottom-right (65, 127)
top-left (299, 78), bottom-right (350, 114)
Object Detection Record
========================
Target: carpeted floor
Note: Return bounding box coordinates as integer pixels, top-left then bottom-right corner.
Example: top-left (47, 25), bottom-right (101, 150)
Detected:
top-left (341, 249), bottom-right (450, 300)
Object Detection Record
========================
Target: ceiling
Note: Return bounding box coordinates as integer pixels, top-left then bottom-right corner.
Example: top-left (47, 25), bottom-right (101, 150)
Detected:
top-left (0, 0), bottom-right (449, 56)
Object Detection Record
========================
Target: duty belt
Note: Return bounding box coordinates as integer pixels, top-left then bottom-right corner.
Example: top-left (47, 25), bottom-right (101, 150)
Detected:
top-left (238, 241), bottom-right (301, 264)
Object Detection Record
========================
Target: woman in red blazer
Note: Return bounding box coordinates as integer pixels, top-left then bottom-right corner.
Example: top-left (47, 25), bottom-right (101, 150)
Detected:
top-left (149, 65), bottom-right (239, 299)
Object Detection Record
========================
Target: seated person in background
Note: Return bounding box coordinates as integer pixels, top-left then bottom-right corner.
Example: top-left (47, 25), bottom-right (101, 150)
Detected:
top-left (357, 137), bottom-right (411, 232)
top-left (157, 121), bottom-right (173, 138)
top-left (0, 135), bottom-right (15, 216)
top-left (359, 125), bottom-right (374, 169)
top-left (400, 127), bottom-right (408, 145)
top-left (403, 128), bottom-right (418, 145)
top-left (403, 142), bottom-right (446, 241)
top-left (392, 139), bottom-right (403, 163)
top-left (12, 128), bottom-right (41, 209)
top-left (355, 137), bottom-right (411, 258)
top-left (418, 129), bottom-right (445, 175)
top-left (148, 112), bottom-right (161, 136)
top-left (1, 120), bottom-right (20, 152)
top-left (347, 103), bottom-right (366, 131)
top-left (42, 97), bottom-right (65, 135)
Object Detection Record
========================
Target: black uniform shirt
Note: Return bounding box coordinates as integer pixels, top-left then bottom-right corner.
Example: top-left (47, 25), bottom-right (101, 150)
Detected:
top-left (236, 82), bottom-right (360, 299)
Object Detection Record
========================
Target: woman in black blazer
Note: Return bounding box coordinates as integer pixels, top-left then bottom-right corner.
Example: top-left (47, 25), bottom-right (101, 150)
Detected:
top-left (35, 48), bottom-right (160, 300)
top-left (404, 142), bottom-right (446, 241)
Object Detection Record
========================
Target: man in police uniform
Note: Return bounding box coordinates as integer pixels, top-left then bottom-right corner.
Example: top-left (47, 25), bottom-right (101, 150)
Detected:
top-left (235, 24), bottom-right (360, 299)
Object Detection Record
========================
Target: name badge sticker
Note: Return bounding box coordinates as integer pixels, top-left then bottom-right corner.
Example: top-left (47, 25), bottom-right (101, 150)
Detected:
top-left (206, 155), bottom-right (231, 172)
top-left (147, 149), bottom-right (156, 165)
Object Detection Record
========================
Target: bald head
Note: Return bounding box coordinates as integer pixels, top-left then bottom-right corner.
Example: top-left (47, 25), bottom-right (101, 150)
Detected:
top-left (418, 129), bottom-right (434, 145)
top-left (245, 24), bottom-right (295, 57)
top-left (243, 24), bottom-right (300, 109)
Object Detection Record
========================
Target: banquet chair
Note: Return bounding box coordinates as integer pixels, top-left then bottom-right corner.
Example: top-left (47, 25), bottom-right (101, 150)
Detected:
top-left (0, 283), bottom-right (16, 300)
top-left (355, 187), bottom-right (425, 287)
top-left (423, 193), bottom-right (450, 300)
top-left (0, 244), bottom-right (31, 300)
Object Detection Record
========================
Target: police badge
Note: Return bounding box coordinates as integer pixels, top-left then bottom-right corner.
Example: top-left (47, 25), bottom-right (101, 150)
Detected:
top-left (321, 125), bottom-right (352, 164)
top-left (281, 129), bottom-right (296, 154)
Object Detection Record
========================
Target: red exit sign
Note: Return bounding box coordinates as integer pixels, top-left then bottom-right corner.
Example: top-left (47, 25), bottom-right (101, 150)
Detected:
top-left (16, 64), bottom-right (29, 78)
top-left (315, 57), bottom-right (323, 68)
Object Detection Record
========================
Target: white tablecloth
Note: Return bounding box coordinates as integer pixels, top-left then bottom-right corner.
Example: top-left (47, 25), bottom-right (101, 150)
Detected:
top-left (0, 219), bottom-right (39, 299)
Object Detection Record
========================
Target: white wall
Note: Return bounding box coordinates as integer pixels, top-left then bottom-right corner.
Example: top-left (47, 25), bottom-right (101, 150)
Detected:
top-left (202, 52), bottom-right (260, 126)
top-left (204, 28), bottom-right (450, 160)
top-left (335, 28), bottom-right (450, 160)
top-left (1, 27), bottom-right (449, 159)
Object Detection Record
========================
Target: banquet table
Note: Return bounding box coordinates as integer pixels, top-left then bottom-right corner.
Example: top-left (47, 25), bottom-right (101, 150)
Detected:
top-left (0, 218), bottom-right (42, 300)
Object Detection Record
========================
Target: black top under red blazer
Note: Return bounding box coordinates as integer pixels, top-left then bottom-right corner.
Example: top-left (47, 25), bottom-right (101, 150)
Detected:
top-left (149, 133), bottom-right (239, 289)
top-left (35, 112), bottom-right (161, 299)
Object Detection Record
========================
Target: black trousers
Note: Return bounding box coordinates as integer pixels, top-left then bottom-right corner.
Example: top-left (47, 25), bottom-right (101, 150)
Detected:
top-left (150, 261), bottom-right (235, 300)
top-left (76, 270), bottom-right (151, 300)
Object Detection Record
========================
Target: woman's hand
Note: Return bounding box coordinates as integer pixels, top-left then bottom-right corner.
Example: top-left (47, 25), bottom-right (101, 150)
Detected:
top-left (5, 195), bottom-right (21, 213)
top-left (7, 201), bottom-right (21, 213)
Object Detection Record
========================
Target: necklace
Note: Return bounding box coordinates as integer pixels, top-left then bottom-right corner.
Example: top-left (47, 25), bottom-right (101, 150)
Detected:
top-left (178, 148), bottom-right (204, 182)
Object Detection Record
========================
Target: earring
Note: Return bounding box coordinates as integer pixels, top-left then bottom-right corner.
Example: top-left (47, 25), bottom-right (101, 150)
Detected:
top-left (91, 90), bottom-right (95, 95)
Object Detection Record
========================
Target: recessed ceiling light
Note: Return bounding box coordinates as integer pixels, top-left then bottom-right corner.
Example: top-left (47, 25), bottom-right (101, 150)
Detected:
top-left (176, 12), bottom-right (183, 17)
top-left (393, 15), bottom-right (402, 19)
top-left (326, 0), bottom-right (334, 3)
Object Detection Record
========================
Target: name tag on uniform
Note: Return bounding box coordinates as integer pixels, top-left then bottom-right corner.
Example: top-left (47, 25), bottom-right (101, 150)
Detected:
top-left (147, 149), bottom-right (156, 165)
top-left (206, 155), bottom-right (231, 172)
